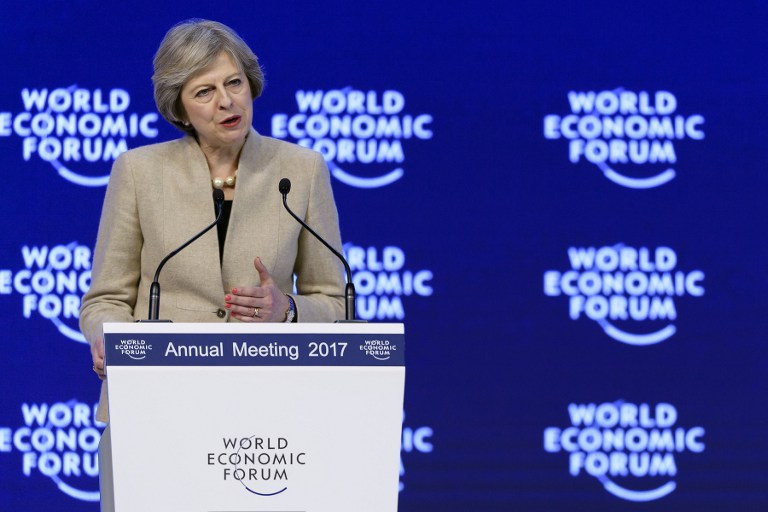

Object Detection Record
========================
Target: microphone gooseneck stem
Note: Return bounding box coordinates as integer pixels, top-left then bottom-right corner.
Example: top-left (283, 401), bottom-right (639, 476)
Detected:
top-left (147, 190), bottom-right (225, 320)
top-left (281, 192), bottom-right (357, 321)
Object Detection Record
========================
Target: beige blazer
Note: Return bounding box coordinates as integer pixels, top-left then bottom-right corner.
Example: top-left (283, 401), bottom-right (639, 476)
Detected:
top-left (80, 129), bottom-right (346, 421)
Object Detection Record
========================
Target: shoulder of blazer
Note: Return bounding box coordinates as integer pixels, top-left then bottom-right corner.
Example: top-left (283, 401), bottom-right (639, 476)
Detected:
top-left (116, 136), bottom-right (196, 173)
top-left (253, 133), bottom-right (324, 163)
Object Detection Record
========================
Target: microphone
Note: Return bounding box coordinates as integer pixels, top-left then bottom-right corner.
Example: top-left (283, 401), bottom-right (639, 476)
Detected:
top-left (144, 189), bottom-right (226, 321)
top-left (279, 178), bottom-right (362, 322)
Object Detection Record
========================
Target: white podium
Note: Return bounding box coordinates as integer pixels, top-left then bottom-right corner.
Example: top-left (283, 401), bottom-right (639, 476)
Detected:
top-left (103, 322), bottom-right (405, 512)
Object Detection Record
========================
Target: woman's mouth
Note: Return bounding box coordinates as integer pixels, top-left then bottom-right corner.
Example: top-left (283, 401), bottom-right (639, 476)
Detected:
top-left (220, 116), bottom-right (241, 127)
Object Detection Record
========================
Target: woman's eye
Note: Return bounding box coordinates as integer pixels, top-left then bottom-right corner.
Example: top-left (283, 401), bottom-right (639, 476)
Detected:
top-left (196, 88), bottom-right (211, 97)
top-left (228, 79), bottom-right (242, 87)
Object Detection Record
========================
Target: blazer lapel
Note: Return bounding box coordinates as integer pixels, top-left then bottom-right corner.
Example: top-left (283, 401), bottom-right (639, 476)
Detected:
top-left (160, 135), bottom-right (224, 301)
top-left (222, 129), bottom-right (282, 291)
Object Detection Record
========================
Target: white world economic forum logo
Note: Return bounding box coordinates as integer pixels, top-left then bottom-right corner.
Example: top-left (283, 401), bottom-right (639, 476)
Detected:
top-left (0, 85), bottom-right (159, 187)
top-left (543, 88), bottom-right (704, 189)
top-left (271, 87), bottom-right (433, 188)
top-left (543, 244), bottom-right (705, 346)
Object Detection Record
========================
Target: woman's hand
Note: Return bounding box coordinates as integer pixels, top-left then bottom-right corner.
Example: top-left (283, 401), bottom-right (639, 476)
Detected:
top-left (225, 257), bottom-right (290, 322)
top-left (91, 338), bottom-right (106, 380)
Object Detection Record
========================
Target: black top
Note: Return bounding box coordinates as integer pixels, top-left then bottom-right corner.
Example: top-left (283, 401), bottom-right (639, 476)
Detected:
top-left (216, 200), bottom-right (232, 264)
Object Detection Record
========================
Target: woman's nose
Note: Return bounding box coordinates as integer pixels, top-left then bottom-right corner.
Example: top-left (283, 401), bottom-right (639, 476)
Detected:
top-left (217, 87), bottom-right (233, 109)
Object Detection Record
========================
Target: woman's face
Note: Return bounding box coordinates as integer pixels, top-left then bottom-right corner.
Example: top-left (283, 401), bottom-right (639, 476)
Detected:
top-left (180, 51), bottom-right (253, 153)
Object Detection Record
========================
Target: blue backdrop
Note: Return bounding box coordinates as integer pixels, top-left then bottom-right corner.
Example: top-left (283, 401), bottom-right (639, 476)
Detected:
top-left (1, 1), bottom-right (767, 510)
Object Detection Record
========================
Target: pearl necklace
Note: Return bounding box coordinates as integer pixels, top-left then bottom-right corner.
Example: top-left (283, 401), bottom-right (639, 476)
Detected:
top-left (212, 170), bottom-right (237, 189)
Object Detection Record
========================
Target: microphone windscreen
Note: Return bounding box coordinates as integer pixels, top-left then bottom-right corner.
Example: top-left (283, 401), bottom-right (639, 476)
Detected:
top-left (212, 189), bottom-right (225, 203)
top-left (279, 178), bottom-right (292, 195)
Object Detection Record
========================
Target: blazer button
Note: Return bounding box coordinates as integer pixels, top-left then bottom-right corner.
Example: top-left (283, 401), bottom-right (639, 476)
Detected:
top-left (216, 308), bottom-right (227, 318)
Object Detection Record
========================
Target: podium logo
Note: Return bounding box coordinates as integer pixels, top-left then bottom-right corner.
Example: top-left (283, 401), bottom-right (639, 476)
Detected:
top-left (0, 86), bottom-right (159, 186)
top-left (0, 242), bottom-right (92, 344)
top-left (115, 339), bottom-right (153, 360)
top-left (544, 401), bottom-right (705, 502)
top-left (271, 88), bottom-right (433, 188)
top-left (345, 244), bottom-right (433, 321)
top-left (360, 339), bottom-right (398, 361)
top-left (0, 400), bottom-right (104, 502)
top-left (543, 89), bottom-right (705, 188)
top-left (207, 435), bottom-right (307, 496)
top-left (543, 244), bottom-right (705, 345)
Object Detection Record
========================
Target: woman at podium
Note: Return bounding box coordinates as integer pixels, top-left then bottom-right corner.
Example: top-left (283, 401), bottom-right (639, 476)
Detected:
top-left (79, 19), bottom-right (347, 512)
top-left (82, 18), bottom-right (346, 386)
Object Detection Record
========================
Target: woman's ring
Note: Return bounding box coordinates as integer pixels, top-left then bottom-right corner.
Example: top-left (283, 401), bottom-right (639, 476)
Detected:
top-left (253, 307), bottom-right (260, 318)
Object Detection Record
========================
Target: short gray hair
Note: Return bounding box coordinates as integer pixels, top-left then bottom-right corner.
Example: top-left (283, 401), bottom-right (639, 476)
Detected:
top-left (152, 19), bottom-right (265, 132)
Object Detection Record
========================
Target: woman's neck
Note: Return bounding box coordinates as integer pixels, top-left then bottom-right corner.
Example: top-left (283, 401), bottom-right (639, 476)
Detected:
top-left (202, 143), bottom-right (241, 172)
